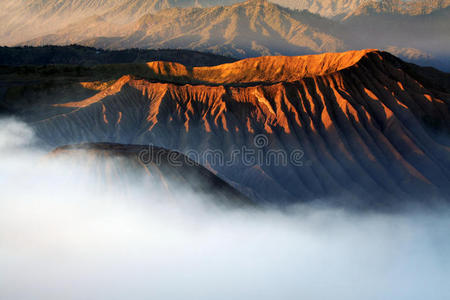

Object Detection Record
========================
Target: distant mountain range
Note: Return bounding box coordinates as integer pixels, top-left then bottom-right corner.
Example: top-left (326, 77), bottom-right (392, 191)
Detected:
top-left (273, 0), bottom-right (365, 18)
top-left (0, 0), bottom-right (365, 45)
top-left (345, 0), bottom-right (450, 18)
top-left (3, 0), bottom-right (448, 70)
top-left (341, 0), bottom-right (450, 63)
top-left (0, 0), bottom-right (237, 45)
top-left (23, 1), bottom-right (343, 58)
top-left (2, 49), bottom-right (449, 206)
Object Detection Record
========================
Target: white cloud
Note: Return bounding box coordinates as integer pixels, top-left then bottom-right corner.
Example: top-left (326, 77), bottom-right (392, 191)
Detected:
top-left (0, 118), bottom-right (449, 300)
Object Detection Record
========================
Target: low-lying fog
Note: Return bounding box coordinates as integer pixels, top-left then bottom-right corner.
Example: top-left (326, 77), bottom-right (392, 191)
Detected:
top-left (1, 118), bottom-right (449, 300)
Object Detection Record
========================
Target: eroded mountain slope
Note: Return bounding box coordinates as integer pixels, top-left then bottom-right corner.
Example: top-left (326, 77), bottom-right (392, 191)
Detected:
top-left (2, 49), bottom-right (450, 206)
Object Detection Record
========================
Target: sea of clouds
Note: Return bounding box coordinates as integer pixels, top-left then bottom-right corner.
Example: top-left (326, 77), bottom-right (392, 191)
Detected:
top-left (0, 118), bottom-right (449, 300)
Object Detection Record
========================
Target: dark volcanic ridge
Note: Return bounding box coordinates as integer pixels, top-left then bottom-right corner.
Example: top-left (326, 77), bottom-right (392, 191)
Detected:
top-left (0, 45), bottom-right (236, 67)
top-left (50, 142), bottom-right (253, 207)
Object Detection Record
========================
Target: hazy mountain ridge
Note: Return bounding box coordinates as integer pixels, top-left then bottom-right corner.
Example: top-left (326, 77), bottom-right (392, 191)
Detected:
top-left (23, 0), bottom-right (344, 58)
top-left (341, 2), bottom-right (450, 70)
top-left (3, 0), bottom-right (448, 47)
top-left (0, 0), bottom-right (238, 45)
top-left (11, 0), bottom-right (449, 71)
top-left (346, 0), bottom-right (450, 17)
top-left (102, 0), bottom-right (240, 21)
top-left (273, 0), bottom-right (366, 18)
top-left (0, 0), bottom-right (123, 44)
top-left (0, 0), bottom-right (365, 44)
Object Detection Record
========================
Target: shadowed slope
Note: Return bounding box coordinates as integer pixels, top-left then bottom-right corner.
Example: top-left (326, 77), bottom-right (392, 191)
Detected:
top-left (50, 142), bottom-right (252, 207)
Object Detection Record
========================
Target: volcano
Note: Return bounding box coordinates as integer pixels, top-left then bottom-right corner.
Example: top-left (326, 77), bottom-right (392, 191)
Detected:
top-left (2, 49), bottom-right (450, 207)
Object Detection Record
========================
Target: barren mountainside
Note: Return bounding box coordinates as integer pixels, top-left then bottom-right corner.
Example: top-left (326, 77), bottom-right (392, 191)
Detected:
top-left (24, 0), bottom-right (344, 58)
top-left (13, 0), bottom-right (449, 71)
top-left (2, 49), bottom-right (449, 206)
top-left (0, 0), bottom-right (366, 46)
top-left (0, 0), bottom-right (240, 45)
